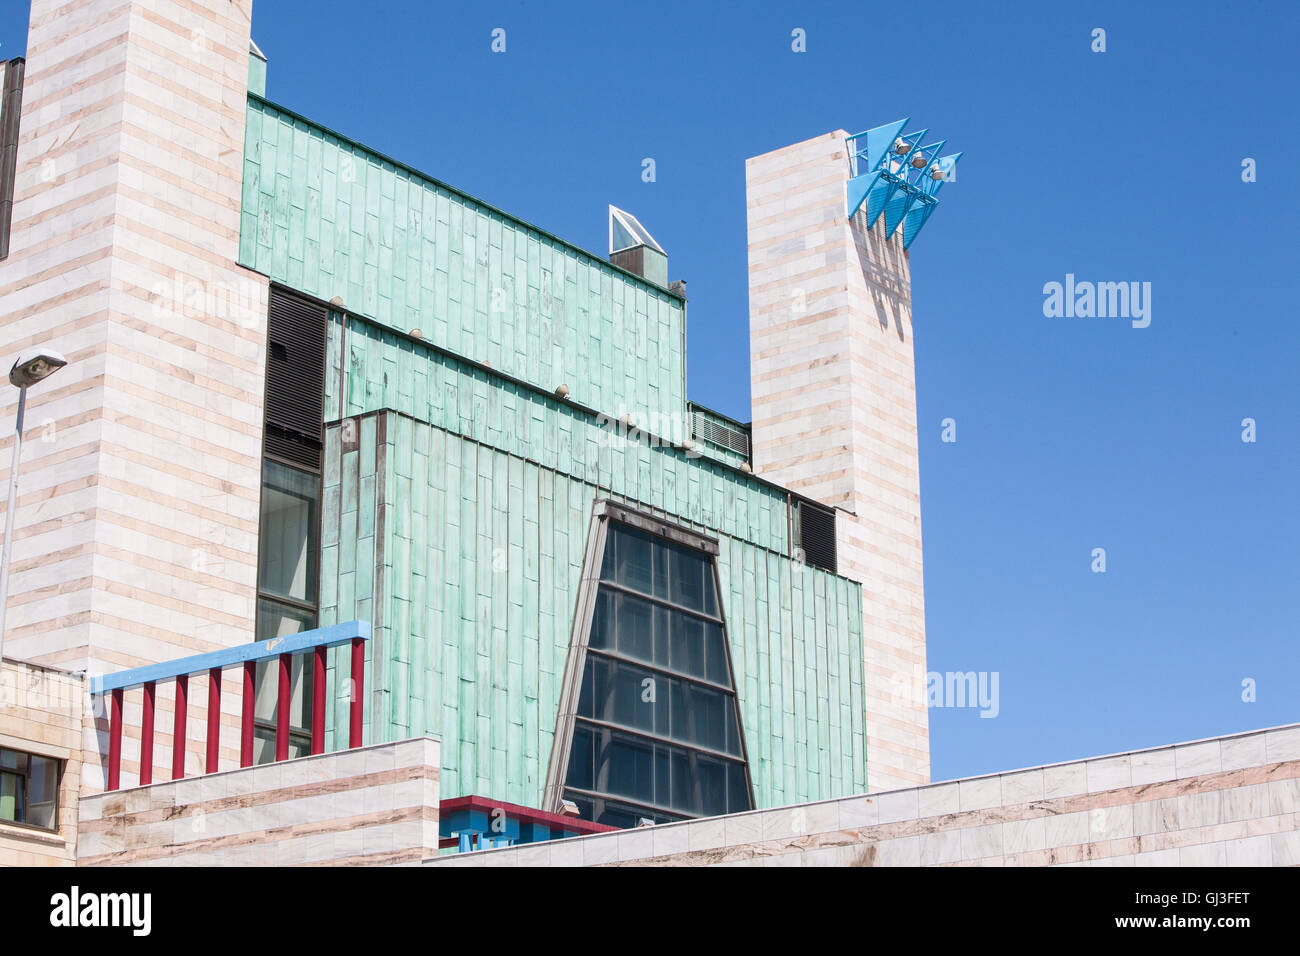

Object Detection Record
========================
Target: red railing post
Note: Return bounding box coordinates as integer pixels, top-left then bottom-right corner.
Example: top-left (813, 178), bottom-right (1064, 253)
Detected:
top-left (311, 645), bottom-right (326, 755)
top-left (172, 674), bottom-right (188, 780)
top-left (349, 637), bottom-right (364, 748)
top-left (107, 688), bottom-right (123, 792)
top-left (275, 652), bottom-right (290, 762)
top-left (206, 667), bottom-right (221, 774)
top-left (140, 681), bottom-right (155, 786)
top-left (240, 661), bottom-right (255, 768)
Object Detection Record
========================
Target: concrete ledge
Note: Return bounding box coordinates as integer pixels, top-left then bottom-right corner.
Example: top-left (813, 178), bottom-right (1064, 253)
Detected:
top-left (425, 724), bottom-right (1300, 868)
top-left (78, 736), bottom-right (439, 866)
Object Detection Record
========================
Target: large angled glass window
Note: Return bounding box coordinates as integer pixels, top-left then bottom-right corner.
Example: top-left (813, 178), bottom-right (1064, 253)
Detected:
top-left (559, 519), bottom-right (752, 827)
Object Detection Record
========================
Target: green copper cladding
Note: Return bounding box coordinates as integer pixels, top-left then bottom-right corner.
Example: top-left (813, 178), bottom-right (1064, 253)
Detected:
top-left (247, 40), bottom-right (266, 97)
top-left (242, 91), bottom-right (870, 815)
top-left (316, 314), bottom-right (867, 810)
top-left (324, 314), bottom-right (787, 552)
top-left (239, 97), bottom-right (688, 425)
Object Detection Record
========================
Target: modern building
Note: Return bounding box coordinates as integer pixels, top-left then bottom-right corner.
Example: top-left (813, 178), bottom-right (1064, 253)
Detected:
top-left (1, 0), bottom-right (1296, 868)
top-left (0, 0), bottom-right (928, 832)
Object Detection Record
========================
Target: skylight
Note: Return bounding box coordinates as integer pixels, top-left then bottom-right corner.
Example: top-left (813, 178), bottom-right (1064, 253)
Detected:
top-left (608, 205), bottom-right (665, 255)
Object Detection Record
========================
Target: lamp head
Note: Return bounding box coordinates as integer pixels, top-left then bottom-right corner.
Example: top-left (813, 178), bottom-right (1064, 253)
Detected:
top-left (9, 348), bottom-right (68, 388)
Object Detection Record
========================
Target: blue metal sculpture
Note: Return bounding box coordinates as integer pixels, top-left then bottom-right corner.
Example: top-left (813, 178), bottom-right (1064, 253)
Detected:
top-left (845, 118), bottom-right (961, 250)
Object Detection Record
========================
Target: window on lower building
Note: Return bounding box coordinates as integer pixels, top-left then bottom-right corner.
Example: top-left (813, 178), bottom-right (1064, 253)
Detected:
top-left (555, 514), bottom-right (753, 826)
top-left (0, 747), bottom-right (59, 831)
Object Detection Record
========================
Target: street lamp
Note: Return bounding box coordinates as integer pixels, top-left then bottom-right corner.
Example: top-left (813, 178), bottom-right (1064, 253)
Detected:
top-left (0, 348), bottom-right (68, 662)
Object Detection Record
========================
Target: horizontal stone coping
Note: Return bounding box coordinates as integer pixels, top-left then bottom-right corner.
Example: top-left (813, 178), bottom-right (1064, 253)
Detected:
top-left (79, 736), bottom-right (439, 803)
top-left (0, 656), bottom-right (82, 677)
top-left (424, 723), bottom-right (1300, 863)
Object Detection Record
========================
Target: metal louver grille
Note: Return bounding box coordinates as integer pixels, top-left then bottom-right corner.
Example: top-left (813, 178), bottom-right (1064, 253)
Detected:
top-left (691, 412), bottom-right (750, 457)
top-left (265, 288), bottom-right (327, 469)
top-left (795, 499), bottom-right (837, 574)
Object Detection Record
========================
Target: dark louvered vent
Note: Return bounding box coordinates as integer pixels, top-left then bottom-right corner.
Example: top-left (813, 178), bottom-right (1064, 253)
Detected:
top-left (0, 58), bottom-right (25, 261)
top-left (265, 287), bottom-right (327, 469)
top-left (794, 498), bottom-right (837, 574)
top-left (691, 411), bottom-right (750, 457)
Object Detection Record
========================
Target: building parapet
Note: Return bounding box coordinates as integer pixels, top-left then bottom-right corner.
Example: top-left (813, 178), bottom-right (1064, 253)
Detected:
top-left (425, 723), bottom-right (1300, 867)
top-left (78, 736), bottom-right (440, 867)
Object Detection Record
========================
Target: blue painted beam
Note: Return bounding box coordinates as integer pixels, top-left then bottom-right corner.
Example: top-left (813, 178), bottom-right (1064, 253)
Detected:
top-left (91, 621), bottom-right (371, 695)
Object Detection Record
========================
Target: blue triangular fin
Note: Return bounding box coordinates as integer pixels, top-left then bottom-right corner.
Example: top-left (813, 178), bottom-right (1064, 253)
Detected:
top-left (884, 189), bottom-right (919, 238)
top-left (850, 118), bottom-right (909, 174)
top-left (902, 200), bottom-right (936, 248)
top-left (865, 176), bottom-right (900, 227)
top-left (846, 170), bottom-right (881, 219)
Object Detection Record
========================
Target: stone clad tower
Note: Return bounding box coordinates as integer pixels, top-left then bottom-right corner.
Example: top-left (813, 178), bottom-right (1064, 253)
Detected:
top-left (746, 122), bottom-right (959, 791)
top-left (0, 0), bottom-right (267, 676)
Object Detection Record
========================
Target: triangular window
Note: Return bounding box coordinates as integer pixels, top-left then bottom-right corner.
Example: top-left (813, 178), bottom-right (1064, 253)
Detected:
top-left (549, 505), bottom-right (753, 827)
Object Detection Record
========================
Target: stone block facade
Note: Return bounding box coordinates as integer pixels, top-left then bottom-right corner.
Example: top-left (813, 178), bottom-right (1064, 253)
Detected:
top-left (747, 132), bottom-right (929, 791)
top-left (0, 0), bottom-right (269, 679)
top-left (77, 736), bottom-right (440, 866)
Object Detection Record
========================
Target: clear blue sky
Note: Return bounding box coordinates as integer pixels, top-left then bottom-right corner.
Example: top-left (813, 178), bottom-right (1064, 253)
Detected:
top-left (4, 1), bottom-right (1298, 782)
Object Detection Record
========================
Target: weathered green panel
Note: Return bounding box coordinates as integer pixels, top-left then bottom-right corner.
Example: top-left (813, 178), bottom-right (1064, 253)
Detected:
top-left (242, 97), bottom-right (687, 426)
top-left (261, 94), bottom-right (871, 816)
top-left (326, 315), bottom-right (791, 556)
top-left (321, 403), bottom-right (867, 811)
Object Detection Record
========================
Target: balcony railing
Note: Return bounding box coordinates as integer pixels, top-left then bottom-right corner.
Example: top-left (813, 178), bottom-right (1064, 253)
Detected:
top-left (90, 621), bottom-right (370, 791)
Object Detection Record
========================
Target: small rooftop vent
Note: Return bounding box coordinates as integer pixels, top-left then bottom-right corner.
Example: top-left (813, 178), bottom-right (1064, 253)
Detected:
top-left (793, 498), bottom-right (837, 574)
top-left (690, 409), bottom-right (749, 458)
top-left (609, 205), bottom-right (667, 287)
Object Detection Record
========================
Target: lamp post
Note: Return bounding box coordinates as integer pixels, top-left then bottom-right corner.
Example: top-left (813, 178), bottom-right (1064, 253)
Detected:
top-left (0, 348), bottom-right (68, 662)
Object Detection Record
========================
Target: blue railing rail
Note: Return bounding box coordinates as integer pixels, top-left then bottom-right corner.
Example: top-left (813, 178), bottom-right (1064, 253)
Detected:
top-left (90, 620), bottom-right (370, 790)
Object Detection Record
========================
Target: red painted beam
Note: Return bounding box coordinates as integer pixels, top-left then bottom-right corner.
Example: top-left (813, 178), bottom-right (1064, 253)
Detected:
top-left (206, 667), bottom-right (221, 774)
top-left (140, 681), bottom-right (155, 786)
top-left (107, 688), bottom-right (123, 792)
top-left (241, 661), bottom-right (255, 768)
top-left (349, 638), bottom-right (364, 748)
top-left (439, 795), bottom-right (620, 834)
top-left (275, 652), bottom-right (290, 762)
top-left (311, 645), bottom-right (326, 755)
top-left (172, 674), bottom-right (188, 780)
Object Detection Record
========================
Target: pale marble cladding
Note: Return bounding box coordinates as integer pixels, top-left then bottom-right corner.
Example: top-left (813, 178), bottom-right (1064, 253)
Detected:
top-left (746, 131), bottom-right (928, 791)
top-left (77, 736), bottom-right (440, 866)
top-left (425, 725), bottom-right (1300, 868)
top-left (0, 1), bottom-right (269, 686)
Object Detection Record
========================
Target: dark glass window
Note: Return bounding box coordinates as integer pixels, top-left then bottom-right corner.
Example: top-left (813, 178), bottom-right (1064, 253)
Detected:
top-left (0, 747), bottom-right (59, 831)
top-left (600, 523), bottom-right (718, 617)
top-left (258, 460), bottom-right (319, 605)
top-left (564, 521), bottom-right (751, 827)
top-left (254, 458), bottom-right (320, 760)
